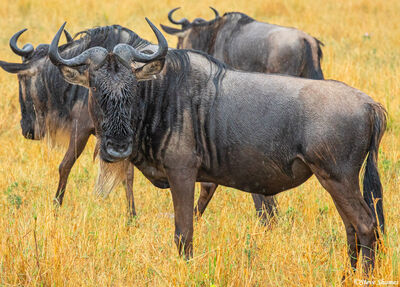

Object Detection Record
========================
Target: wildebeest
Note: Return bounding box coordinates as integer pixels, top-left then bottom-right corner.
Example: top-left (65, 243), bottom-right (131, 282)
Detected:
top-left (0, 24), bottom-right (271, 221)
top-left (0, 26), bottom-right (147, 217)
top-left (161, 7), bottom-right (324, 79)
top-left (161, 8), bottom-right (326, 216)
top-left (49, 19), bottom-right (385, 272)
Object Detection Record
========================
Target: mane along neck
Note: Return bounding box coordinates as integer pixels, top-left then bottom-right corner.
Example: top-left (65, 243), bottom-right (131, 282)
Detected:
top-left (222, 12), bottom-right (255, 24)
top-left (130, 49), bottom-right (228, 163)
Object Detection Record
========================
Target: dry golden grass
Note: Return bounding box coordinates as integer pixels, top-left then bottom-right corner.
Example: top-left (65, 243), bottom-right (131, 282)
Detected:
top-left (0, 0), bottom-right (399, 286)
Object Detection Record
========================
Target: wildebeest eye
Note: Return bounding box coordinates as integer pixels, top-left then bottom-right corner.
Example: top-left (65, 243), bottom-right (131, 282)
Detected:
top-left (91, 87), bottom-right (97, 92)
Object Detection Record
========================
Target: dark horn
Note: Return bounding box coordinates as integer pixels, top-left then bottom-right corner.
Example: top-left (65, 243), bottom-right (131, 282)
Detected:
top-left (168, 7), bottom-right (190, 26)
top-left (9, 29), bottom-right (34, 58)
top-left (64, 29), bottom-right (73, 43)
top-left (210, 7), bottom-right (220, 19)
top-left (0, 60), bottom-right (31, 74)
top-left (49, 22), bottom-right (108, 68)
top-left (114, 18), bottom-right (168, 66)
top-left (160, 24), bottom-right (184, 35)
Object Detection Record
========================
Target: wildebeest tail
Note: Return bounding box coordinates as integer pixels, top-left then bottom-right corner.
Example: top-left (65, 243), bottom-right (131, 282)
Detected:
top-left (302, 37), bottom-right (324, 80)
top-left (363, 103), bottom-right (387, 234)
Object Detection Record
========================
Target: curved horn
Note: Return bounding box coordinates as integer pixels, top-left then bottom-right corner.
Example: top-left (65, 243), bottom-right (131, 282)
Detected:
top-left (64, 29), bottom-right (73, 43)
top-left (49, 22), bottom-right (108, 68)
top-left (168, 7), bottom-right (190, 26)
top-left (0, 60), bottom-right (31, 74)
top-left (114, 18), bottom-right (168, 67)
top-left (209, 7), bottom-right (220, 19)
top-left (9, 29), bottom-right (34, 58)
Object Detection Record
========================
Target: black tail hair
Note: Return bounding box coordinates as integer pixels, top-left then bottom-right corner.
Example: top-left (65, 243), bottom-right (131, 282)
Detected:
top-left (302, 38), bottom-right (324, 80)
top-left (363, 103), bottom-right (387, 234)
top-left (314, 37), bottom-right (324, 62)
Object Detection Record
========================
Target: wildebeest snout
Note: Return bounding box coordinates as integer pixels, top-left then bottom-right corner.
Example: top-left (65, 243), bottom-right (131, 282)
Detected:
top-left (21, 123), bottom-right (35, 140)
top-left (102, 137), bottom-right (133, 162)
top-left (20, 117), bottom-right (38, 140)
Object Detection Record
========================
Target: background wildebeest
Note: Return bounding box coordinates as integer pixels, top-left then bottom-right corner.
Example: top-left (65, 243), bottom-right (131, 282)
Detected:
top-left (0, 26), bottom-right (144, 217)
top-left (161, 7), bottom-right (324, 79)
top-left (49, 19), bottom-right (386, 272)
top-left (161, 7), bottom-right (326, 218)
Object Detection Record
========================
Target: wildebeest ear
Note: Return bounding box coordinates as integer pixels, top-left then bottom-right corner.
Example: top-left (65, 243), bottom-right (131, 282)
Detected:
top-left (135, 59), bottom-right (165, 81)
top-left (60, 66), bottom-right (89, 87)
top-left (160, 24), bottom-right (187, 37)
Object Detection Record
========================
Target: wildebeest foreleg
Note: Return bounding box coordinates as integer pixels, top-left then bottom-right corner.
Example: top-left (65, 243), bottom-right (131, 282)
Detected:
top-left (194, 182), bottom-right (218, 217)
top-left (54, 125), bottom-right (91, 206)
top-left (251, 194), bottom-right (278, 225)
top-left (167, 167), bottom-right (196, 259)
top-left (122, 163), bottom-right (136, 218)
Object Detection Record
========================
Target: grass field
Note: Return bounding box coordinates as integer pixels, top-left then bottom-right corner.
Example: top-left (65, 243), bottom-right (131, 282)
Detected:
top-left (0, 0), bottom-right (399, 286)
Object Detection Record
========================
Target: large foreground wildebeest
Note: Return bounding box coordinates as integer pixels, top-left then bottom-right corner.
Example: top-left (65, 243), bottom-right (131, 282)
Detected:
top-left (0, 25), bottom-right (270, 221)
top-left (0, 26), bottom-right (143, 217)
top-left (161, 7), bottom-right (324, 79)
top-left (49, 19), bottom-right (386, 272)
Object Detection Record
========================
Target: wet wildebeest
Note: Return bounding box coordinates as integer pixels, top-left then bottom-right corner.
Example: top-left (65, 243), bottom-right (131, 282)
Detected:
top-left (49, 19), bottom-right (386, 272)
top-left (161, 7), bottom-right (324, 79)
top-left (0, 26), bottom-right (149, 217)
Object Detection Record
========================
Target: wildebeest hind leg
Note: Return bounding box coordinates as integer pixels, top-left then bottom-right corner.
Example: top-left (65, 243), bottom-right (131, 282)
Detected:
top-left (251, 194), bottom-right (278, 225)
top-left (194, 182), bottom-right (218, 217)
top-left (314, 173), bottom-right (377, 273)
top-left (331, 196), bottom-right (360, 272)
top-left (54, 125), bottom-right (91, 206)
top-left (122, 163), bottom-right (136, 218)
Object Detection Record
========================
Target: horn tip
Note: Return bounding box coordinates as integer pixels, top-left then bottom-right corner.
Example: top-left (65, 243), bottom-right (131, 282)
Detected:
top-left (14, 28), bottom-right (28, 37)
top-left (57, 22), bottom-right (67, 32)
top-left (145, 17), bottom-right (154, 27)
top-left (169, 7), bottom-right (181, 14)
top-left (56, 22), bottom-right (67, 36)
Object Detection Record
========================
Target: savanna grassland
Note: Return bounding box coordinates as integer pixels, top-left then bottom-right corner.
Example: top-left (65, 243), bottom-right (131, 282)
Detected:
top-left (0, 0), bottom-right (399, 286)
